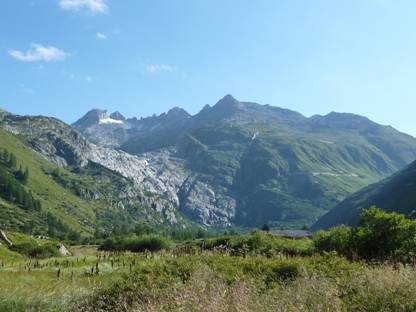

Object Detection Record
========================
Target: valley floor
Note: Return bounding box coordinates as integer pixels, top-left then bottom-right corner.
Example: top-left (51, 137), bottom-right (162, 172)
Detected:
top-left (1, 244), bottom-right (416, 311)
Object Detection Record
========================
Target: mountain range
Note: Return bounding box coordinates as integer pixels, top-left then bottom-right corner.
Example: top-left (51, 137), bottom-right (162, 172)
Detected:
top-left (1, 95), bottom-right (416, 236)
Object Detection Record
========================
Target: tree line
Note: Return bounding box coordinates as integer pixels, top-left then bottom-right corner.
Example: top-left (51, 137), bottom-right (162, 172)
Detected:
top-left (0, 148), bottom-right (40, 211)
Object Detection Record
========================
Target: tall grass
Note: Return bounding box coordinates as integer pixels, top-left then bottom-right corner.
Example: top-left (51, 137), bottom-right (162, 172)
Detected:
top-left (76, 254), bottom-right (416, 312)
top-left (0, 247), bottom-right (137, 312)
top-left (3, 236), bottom-right (416, 312)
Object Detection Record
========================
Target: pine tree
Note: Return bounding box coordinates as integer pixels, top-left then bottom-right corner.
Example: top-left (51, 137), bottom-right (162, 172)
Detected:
top-left (23, 167), bottom-right (29, 184)
top-left (8, 153), bottom-right (17, 168)
top-left (261, 223), bottom-right (270, 232)
top-left (16, 186), bottom-right (24, 205)
top-left (34, 199), bottom-right (41, 211)
top-left (3, 150), bottom-right (9, 164)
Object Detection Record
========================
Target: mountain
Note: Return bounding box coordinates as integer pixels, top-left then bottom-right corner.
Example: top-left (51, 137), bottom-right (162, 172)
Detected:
top-left (72, 95), bottom-right (416, 228)
top-left (312, 160), bottom-right (416, 230)
top-left (0, 111), bottom-right (191, 237)
top-left (72, 107), bottom-right (190, 149)
top-left (110, 111), bottom-right (126, 121)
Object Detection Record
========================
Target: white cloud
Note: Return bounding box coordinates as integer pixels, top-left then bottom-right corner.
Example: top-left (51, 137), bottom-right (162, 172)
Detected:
top-left (146, 64), bottom-right (176, 74)
top-left (9, 44), bottom-right (68, 62)
top-left (96, 32), bottom-right (107, 40)
top-left (59, 0), bottom-right (108, 13)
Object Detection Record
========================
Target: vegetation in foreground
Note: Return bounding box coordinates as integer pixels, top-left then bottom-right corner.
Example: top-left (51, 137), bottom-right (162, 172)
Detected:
top-left (3, 246), bottom-right (416, 312)
top-left (2, 208), bottom-right (416, 311)
top-left (77, 254), bottom-right (416, 312)
top-left (314, 207), bottom-right (416, 263)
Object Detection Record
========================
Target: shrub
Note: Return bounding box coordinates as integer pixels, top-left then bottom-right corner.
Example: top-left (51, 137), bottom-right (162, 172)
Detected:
top-left (99, 234), bottom-right (173, 252)
top-left (356, 207), bottom-right (416, 259)
top-left (10, 242), bottom-right (59, 259)
top-left (204, 231), bottom-right (314, 256)
top-left (313, 225), bottom-right (353, 257)
top-left (314, 207), bottom-right (416, 262)
top-left (124, 235), bottom-right (173, 252)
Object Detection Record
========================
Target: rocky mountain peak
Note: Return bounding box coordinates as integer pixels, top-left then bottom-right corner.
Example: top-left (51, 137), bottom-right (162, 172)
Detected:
top-left (166, 107), bottom-right (190, 119)
top-left (201, 104), bottom-right (211, 111)
top-left (110, 111), bottom-right (126, 121)
top-left (72, 109), bottom-right (108, 129)
top-left (72, 109), bottom-right (124, 129)
top-left (216, 94), bottom-right (240, 108)
top-left (201, 94), bottom-right (243, 119)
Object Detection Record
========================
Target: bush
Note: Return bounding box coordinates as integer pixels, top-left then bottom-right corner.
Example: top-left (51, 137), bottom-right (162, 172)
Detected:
top-left (204, 231), bottom-right (314, 257)
top-left (99, 234), bottom-right (174, 252)
top-left (356, 207), bottom-right (416, 259)
top-left (313, 225), bottom-right (353, 257)
top-left (314, 207), bottom-right (416, 262)
top-left (10, 242), bottom-right (59, 259)
top-left (125, 235), bottom-right (173, 252)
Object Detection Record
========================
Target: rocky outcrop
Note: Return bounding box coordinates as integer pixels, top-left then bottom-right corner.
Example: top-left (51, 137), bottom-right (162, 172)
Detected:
top-left (58, 243), bottom-right (72, 256)
top-left (0, 230), bottom-right (13, 246)
top-left (86, 145), bottom-right (235, 225)
top-left (0, 114), bottom-right (91, 167)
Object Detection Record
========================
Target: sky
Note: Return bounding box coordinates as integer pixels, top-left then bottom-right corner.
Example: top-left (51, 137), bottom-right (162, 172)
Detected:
top-left (1, 0), bottom-right (416, 135)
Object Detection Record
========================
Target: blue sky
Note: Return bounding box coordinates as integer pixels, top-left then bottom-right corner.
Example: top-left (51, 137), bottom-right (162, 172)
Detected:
top-left (1, 0), bottom-right (416, 135)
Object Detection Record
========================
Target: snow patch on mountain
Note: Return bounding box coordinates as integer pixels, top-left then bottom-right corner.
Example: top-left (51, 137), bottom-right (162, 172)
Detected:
top-left (98, 117), bottom-right (124, 125)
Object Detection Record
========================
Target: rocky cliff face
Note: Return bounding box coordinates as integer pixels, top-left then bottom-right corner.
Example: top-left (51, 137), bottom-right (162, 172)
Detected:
top-left (1, 114), bottom-right (91, 167)
top-left (82, 145), bottom-right (235, 226)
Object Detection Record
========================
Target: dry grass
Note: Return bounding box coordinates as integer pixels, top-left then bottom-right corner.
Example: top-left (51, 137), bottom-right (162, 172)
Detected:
top-left (118, 268), bottom-right (342, 312)
top-left (111, 267), bottom-right (416, 312)
top-left (76, 254), bottom-right (416, 312)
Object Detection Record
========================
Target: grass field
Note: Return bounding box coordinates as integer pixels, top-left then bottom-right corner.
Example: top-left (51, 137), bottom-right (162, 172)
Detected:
top-left (0, 243), bottom-right (416, 311)
top-left (2, 229), bottom-right (416, 311)
top-left (0, 246), bottom-right (133, 311)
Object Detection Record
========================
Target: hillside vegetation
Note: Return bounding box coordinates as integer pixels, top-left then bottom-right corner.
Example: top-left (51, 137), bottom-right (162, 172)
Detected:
top-left (0, 128), bottom-right (96, 237)
top-left (314, 160), bottom-right (416, 230)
